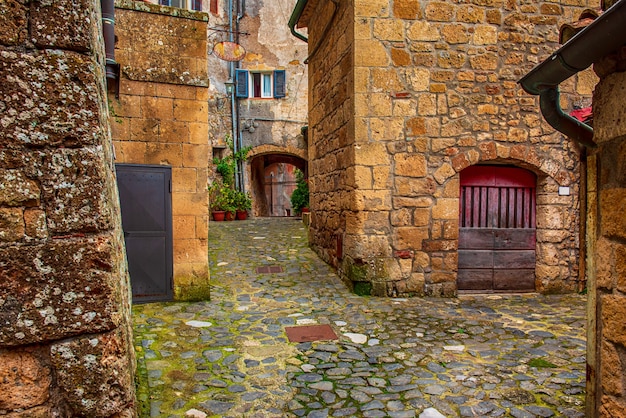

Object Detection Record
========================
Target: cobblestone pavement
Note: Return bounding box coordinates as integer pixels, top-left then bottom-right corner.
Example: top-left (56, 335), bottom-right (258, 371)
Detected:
top-left (133, 218), bottom-right (587, 418)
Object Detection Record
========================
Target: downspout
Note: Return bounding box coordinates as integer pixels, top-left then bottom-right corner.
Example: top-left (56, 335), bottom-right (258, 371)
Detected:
top-left (227, 0), bottom-right (240, 190)
top-left (101, 0), bottom-right (120, 96)
top-left (288, 0), bottom-right (309, 42)
top-left (519, 0), bottom-right (626, 148)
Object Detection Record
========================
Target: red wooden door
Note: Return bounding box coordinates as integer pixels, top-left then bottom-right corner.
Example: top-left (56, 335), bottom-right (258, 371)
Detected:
top-left (458, 166), bottom-right (536, 292)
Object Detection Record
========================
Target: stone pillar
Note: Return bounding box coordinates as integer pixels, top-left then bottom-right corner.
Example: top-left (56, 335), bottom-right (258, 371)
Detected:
top-left (589, 50), bottom-right (626, 416)
top-left (0, 1), bottom-right (135, 416)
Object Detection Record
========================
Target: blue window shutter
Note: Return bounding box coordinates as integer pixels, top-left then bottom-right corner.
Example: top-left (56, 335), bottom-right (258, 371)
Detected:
top-left (274, 70), bottom-right (286, 98)
top-left (235, 69), bottom-right (249, 98)
top-left (159, 0), bottom-right (170, 5)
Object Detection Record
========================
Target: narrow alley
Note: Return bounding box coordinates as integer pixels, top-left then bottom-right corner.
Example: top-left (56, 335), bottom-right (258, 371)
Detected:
top-left (133, 218), bottom-right (586, 418)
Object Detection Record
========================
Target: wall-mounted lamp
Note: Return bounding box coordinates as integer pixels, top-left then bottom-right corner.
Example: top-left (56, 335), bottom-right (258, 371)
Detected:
top-left (225, 77), bottom-right (234, 94)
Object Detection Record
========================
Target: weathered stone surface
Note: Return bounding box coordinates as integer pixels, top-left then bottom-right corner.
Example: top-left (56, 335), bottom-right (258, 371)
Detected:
top-left (0, 0), bottom-right (28, 46)
top-left (0, 169), bottom-right (40, 207)
top-left (41, 148), bottom-right (113, 234)
top-left (115, 8), bottom-right (208, 86)
top-left (0, 348), bottom-right (51, 410)
top-left (51, 328), bottom-right (135, 417)
top-left (0, 208), bottom-right (25, 242)
top-left (0, 238), bottom-right (123, 346)
top-left (0, 50), bottom-right (103, 148)
top-left (31, 0), bottom-right (96, 51)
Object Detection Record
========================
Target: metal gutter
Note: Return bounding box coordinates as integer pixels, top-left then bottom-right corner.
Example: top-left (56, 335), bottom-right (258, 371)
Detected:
top-left (519, 0), bottom-right (626, 148)
top-left (288, 0), bottom-right (309, 42)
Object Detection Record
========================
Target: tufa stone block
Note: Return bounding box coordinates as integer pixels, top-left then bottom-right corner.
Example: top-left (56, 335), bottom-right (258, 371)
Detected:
top-left (0, 50), bottom-right (103, 149)
top-left (51, 328), bottom-right (135, 417)
top-left (0, 0), bottom-right (28, 45)
top-left (0, 208), bottom-right (25, 242)
top-left (0, 238), bottom-right (124, 346)
top-left (0, 348), bottom-right (51, 411)
top-left (31, 0), bottom-right (96, 51)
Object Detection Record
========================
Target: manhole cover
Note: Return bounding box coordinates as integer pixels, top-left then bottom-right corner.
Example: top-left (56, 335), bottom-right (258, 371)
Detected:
top-left (285, 324), bottom-right (338, 343)
top-left (256, 265), bottom-right (283, 274)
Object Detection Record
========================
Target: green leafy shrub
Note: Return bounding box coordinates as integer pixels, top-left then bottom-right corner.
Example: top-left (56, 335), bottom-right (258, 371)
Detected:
top-left (234, 190), bottom-right (252, 211)
top-left (209, 182), bottom-right (237, 213)
top-left (290, 168), bottom-right (309, 214)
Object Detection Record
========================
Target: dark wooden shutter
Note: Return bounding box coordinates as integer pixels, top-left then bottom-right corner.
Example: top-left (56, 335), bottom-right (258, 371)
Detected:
top-left (235, 69), bottom-right (249, 98)
top-left (274, 70), bottom-right (286, 98)
top-left (191, 0), bottom-right (202, 11)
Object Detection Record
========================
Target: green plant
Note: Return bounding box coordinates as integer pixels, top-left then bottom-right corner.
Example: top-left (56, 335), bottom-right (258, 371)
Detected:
top-left (212, 134), bottom-right (251, 186)
top-left (234, 190), bottom-right (252, 211)
top-left (290, 168), bottom-right (309, 213)
top-left (209, 182), bottom-right (237, 213)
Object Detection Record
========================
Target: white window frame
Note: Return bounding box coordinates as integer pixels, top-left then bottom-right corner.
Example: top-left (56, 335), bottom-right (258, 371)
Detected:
top-left (250, 71), bottom-right (274, 99)
top-left (159, 0), bottom-right (202, 12)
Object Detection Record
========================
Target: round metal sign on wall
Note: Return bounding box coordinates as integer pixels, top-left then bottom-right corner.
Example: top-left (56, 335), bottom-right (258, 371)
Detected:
top-left (213, 41), bottom-right (246, 62)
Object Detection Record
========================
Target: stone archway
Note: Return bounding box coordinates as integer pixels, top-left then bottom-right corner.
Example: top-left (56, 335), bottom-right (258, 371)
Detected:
top-left (448, 148), bottom-right (583, 294)
top-left (247, 146), bottom-right (307, 217)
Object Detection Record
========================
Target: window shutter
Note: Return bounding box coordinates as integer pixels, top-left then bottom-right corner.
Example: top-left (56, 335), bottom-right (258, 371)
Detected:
top-left (159, 0), bottom-right (170, 5)
top-left (235, 69), bottom-right (249, 98)
top-left (274, 70), bottom-right (286, 98)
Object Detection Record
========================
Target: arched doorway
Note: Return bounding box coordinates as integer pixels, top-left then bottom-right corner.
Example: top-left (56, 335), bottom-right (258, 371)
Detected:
top-left (249, 153), bottom-right (306, 217)
top-left (458, 165), bottom-right (537, 293)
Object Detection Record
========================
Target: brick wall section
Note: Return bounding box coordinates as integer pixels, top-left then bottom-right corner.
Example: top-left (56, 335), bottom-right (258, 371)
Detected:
top-left (110, 2), bottom-right (211, 300)
top-left (589, 51), bottom-right (626, 416)
top-left (304, 0), bottom-right (597, 296)
top-left (0, 0), bottom-right (135, 416)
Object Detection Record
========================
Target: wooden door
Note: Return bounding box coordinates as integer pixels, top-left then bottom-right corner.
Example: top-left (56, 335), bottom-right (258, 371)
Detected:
top-left (458, 166), bottom-right (536, 293)
top-left (116, 164), bottom-right (173, 303)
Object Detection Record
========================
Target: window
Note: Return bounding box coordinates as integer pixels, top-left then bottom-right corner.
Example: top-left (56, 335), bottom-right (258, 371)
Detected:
top-left (159, 0), bottom-right (202, 11)
top-left (235, 69), bottom-right (286, 99)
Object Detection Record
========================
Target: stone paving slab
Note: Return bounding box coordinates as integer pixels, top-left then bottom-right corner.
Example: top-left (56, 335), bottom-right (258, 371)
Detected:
top-left (133, 218), bottom-right (587, 418)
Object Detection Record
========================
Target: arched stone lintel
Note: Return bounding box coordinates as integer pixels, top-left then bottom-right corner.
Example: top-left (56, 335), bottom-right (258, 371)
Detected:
top-left (446, 141), bottom-right (574, 186)
top-left (248, 144), bottom-right (307, 161)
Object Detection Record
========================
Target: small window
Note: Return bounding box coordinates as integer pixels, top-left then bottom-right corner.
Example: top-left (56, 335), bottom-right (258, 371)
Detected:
top-left (159, 0), bottom-right (202, 11)
top-left (235, 69), bottom-right (287, 99)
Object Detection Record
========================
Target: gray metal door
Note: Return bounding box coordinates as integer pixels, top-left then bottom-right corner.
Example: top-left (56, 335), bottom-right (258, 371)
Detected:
top-left (116, 164), bottom-right (173, 303)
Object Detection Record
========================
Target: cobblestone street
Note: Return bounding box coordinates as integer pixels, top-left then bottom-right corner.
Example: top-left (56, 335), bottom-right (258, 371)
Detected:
top-left (133, 218), bottom-right (587, 418)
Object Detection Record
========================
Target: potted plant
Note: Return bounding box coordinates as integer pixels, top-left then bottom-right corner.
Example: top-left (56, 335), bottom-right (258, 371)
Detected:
top-left (234, 190), bottom-right (252, 220)
top-left (209, 182), bottom-right (236, 221)
top-left (290, 168), bottom-right (309, 215)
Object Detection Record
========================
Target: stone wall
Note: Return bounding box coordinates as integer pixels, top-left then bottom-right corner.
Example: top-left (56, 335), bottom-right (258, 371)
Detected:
top-left (302, 0), bottom-right (597, 296)
top-left (110, 1), bottom-right (211, 300)
top-left (0, 0), bottom-right (135, 416)
top-left (588, 50), bottom-right (626, 416)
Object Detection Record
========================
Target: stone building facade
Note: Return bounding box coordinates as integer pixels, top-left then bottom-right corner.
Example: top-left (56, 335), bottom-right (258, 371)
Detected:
top-left (587, 33), bottom-right (626, 417)
top-left (110, 1), bottom-right (211, 300)
top-left (294, 0), bottom-right (597, 297)
top-left (0, 1), bottom-right (135, 416)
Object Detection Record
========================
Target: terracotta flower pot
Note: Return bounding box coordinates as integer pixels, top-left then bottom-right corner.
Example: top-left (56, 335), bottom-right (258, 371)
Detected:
top-left (225, 211), bottom-right (236, 221)
top-left (212, 211), bottom-right (226, 221)
top-left (236, 210), bottom-right (248, 220)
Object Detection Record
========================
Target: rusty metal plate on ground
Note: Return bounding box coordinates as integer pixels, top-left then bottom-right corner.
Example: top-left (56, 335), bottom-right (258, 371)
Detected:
top-left (256, 265), bottom-right (283, 274)
top-left (285, 324), bottom-right (338, 343)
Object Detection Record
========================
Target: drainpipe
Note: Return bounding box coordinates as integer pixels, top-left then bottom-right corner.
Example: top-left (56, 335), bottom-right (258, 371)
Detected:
top-left (101, 0), bottom-right (119, 95)
top-left (227, 0), bottom-right (241, 190)
top-left (288, 0), bottom-right (309, 42)
top-left (519, 0), bottom-right (626, 148)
